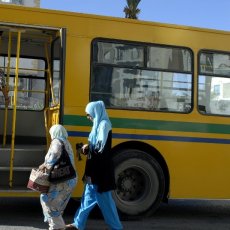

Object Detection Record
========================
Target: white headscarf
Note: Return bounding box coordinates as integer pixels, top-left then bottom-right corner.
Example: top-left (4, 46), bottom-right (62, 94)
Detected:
top-left (49, 124), bottom-right (68, 141)
top-left (85, 101), bottom-right (112, 153)
top-left (47, 124), bottom-right (77, 171)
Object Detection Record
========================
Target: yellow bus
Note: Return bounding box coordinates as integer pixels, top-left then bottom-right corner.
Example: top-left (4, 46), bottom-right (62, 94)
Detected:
top-left (1, 4), bottom-right (230, 217)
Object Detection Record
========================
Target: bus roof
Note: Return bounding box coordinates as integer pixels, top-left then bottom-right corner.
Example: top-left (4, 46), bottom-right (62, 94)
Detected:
top-left (1, 3), bottom-right (230, 36)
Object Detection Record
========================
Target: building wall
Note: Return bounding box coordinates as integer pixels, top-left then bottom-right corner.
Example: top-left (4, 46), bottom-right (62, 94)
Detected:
top-left (23, 0), bottom-right (40, 7)
top-left (0, 0), bottom-right (40, 7)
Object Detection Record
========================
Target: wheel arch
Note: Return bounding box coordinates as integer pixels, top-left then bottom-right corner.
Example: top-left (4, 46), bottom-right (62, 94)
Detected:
top-left (111, 140), bottom-right (170, 203)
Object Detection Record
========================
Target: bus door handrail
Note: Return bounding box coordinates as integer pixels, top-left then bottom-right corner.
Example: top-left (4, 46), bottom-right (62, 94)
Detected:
top-left (44, 105), bottom-right (60, 148)
top-left (44, 41), bottom-right (59, 147)
top-left (3, 32), bottom-right (12, 147)
top-left (45, 42), bottom-right (56, 105)
top-left (9, 30), bottom-right (21, 188)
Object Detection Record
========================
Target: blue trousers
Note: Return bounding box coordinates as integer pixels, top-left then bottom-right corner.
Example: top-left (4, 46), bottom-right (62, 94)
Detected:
top-left (73, 184), bottom-right (123, 230)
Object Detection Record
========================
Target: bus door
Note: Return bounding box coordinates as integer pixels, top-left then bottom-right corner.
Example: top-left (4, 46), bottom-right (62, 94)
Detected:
top-left (44, 33), bottom-right (65, 146)
top-left (0, 25), bottom-right (63, 191)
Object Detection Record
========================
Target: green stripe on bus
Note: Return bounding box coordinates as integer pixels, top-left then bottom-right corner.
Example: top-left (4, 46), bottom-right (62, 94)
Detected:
top-left (64, 115), bottom-right (90, 126)
top-left (63, 115), bottom-right (230, 134)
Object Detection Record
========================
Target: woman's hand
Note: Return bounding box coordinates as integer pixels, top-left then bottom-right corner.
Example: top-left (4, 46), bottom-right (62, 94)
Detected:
top-left (39, 164), bottom-right (46, 172)
top-left (82, 144), bottom-right (89, 155)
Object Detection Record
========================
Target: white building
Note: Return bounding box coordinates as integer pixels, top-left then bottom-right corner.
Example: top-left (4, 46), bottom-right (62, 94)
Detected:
top-left (0, 0), bottom-right (40, 7)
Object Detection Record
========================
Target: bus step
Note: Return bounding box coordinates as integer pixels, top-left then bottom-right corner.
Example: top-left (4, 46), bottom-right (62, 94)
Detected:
top-left (0, 166), bottom-right (33, 171)
top-left (0, 169), bottom-right (33, 187)
top-left (0, 145), bottom-right (47, 188)
top-left (0, 185), bottom-right (36, 192)
top-left (0, 145), bottom-right (47, 167)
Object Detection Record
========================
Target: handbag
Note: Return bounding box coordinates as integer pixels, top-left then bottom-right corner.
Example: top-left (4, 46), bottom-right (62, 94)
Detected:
top-left (27, 168), bottom-right (50, 193)
top-left (48, 139), bottom-right (76, 183)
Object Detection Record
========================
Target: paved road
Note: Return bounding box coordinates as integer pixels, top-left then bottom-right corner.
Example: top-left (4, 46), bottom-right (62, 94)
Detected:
top-left (0, 197), bottom-right (230, 229)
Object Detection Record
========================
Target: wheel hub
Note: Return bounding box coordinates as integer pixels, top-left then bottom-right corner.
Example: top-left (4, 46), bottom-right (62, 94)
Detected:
top-left (121, 176), bottom-right (133, 192)
top-left (117, 168), bottom-right (144, 201)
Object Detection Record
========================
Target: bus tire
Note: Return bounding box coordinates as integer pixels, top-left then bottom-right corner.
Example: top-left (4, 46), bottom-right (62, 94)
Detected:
top-left (112, 148), bottom-right (165, 217)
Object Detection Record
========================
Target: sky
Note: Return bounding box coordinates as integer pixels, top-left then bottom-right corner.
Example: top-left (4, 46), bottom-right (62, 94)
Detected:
top-left (40, 0), bottom-right (230, 31)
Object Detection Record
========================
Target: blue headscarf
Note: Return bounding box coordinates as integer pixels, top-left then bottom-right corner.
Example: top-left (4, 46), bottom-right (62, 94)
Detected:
top-left (85, 101), bottom-right (112, 153)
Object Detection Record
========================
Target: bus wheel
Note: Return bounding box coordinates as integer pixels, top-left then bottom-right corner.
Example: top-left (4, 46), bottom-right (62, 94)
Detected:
top-left (112, 149), bottom-right (165, 217)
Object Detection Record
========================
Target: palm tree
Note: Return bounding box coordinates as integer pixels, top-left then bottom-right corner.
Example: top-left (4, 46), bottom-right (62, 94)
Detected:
top-left (124, 0), bottom-right (141, 19)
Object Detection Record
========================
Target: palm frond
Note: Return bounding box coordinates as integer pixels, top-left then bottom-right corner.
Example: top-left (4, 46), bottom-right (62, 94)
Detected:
top-left (124, 0), bottom-right (141, 19)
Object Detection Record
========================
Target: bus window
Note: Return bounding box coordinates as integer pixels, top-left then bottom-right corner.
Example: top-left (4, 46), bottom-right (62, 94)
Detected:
top-left (91, 40), bottom-right (192, 113)
top-left (0, 57), bottom-right (46, 110)
top-left (95, 41), bottom-right (144, 67)
top-left (198, 51), bottom-right (230, 115)
top-left (51, 37), bottom-right (62, 106)
top-left (147, 46), bottom-right (191, 72)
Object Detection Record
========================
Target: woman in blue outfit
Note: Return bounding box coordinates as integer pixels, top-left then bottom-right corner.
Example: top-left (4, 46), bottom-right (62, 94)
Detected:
top-left (39, 124), bottom-right (78, 230)
top-left (66, 101), bottom-right (123, 230)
